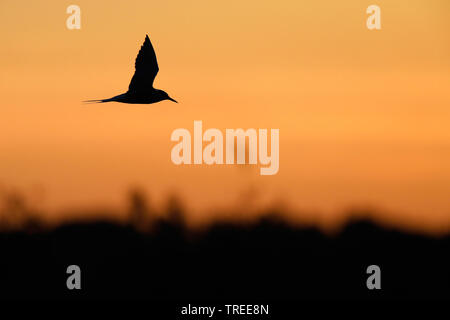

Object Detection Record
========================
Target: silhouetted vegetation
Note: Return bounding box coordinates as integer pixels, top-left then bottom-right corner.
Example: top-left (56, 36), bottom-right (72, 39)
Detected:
top-left (0, 190), bottom-right (449, 300)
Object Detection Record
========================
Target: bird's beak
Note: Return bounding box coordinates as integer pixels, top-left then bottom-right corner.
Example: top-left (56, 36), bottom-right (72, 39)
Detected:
top-left (168, 97), bottom-right (178, 103)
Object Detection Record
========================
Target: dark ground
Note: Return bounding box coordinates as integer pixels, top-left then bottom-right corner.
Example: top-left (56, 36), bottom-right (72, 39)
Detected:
top-left (0, 213), bottom-right (449, 303)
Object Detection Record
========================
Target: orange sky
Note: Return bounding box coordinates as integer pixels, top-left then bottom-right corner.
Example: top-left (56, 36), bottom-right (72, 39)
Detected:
top-left (1, 0), bottom-right (449, 232)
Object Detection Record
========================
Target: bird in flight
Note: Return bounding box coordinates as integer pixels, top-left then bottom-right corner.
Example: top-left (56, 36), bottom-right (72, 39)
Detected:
top-left (84, 35), bottom-right (177, 104)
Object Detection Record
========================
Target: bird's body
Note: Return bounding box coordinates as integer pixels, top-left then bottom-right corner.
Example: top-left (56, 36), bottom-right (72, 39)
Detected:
top-left (86, 90), bottom-right (174, 104)
top-left (84, 35), bottom-right (177, 104)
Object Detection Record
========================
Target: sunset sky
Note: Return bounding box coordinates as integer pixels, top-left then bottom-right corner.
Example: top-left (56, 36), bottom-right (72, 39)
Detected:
top-left (1, 0), bottom-right (449, 232)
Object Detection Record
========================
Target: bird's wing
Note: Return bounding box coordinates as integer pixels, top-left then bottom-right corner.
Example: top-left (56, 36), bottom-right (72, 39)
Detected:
top-left (127, 35), bottom-right (159, 93)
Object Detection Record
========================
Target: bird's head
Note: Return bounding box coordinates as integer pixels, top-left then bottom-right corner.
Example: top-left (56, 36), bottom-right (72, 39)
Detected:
top-left (158, 90), bottom-right (178, 103)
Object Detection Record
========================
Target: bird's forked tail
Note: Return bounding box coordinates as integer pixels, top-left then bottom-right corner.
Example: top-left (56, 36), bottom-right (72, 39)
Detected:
top-left (82, 99), bottom-right (108, 104)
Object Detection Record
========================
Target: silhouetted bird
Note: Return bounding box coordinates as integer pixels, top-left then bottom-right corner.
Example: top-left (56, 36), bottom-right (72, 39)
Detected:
top-left (84, 35), bottom-right (177, 104)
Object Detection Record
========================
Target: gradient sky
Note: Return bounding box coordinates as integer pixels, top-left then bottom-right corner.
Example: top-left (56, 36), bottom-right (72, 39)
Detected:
top-left (1, 0), bottom-right (449, 232)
